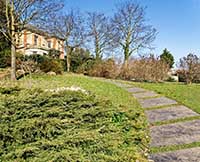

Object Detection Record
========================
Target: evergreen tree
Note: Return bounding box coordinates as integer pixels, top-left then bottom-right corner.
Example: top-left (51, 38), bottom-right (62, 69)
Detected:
top-left (160, 48), bottom-right (174, 68)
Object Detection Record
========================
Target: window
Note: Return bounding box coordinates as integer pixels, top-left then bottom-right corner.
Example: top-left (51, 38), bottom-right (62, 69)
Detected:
top-left (34, 35), bottom-right (38, 45)
top-left (48, 41), bottom-right (51, 48)
top-left (33, 51), bottom-right (37, 54)
top-left (17, 37), bottom-right (23, 45)
top-left (58, 41), bottom-right (61, 51)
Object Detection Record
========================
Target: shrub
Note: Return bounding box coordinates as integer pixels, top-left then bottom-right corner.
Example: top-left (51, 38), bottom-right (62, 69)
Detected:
top-left (87, 59), bottom-right (119, 79)
top-left (25, 54), bottom-right (47, 64)
top-left (0, 37), bottom-right (11, 68)
top-left (14, 53), bottom-right (41, 79)
top-left (40, 58), bottom-right (64, 74)
top-left (120, 55), bottom-right (170, 82)
top-left (71, 48), bottom-right (93, 72)
top-left (0, 49), bottom-right (11, 68)
top-left (178, 53), bottom-right (200, 84)
top-left (25, 55), bottom-right (64, 74)
top-left (166, 76), bottom-right (177, 82)
top-left (76, 58), bottom-right (96, 74)
top-left (48, 49), bottom-right (61, 59)
top-left (0, 87), bottom-right (148, 161)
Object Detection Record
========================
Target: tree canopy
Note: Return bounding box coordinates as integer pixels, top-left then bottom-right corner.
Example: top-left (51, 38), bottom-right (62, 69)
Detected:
top-left (112, 1), bottom-right (157, 67)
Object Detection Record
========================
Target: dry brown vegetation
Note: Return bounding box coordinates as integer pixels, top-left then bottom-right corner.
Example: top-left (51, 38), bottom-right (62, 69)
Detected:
top-left (84, 55), bottom-right (170, 82)
top-left (88, 59), bottom-right (120, 79)
top-left (178, 53), bottom-right (200, 84)
top-left (119, 55), bottom-right (170, 82)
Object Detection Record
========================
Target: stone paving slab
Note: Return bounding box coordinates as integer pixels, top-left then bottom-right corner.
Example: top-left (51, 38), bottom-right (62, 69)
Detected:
top-left (112, 82), bottom-right (200, 162)
top-left (111, 82), bottom-right (131, 88)
top-left (132, 91), bottom-right (158, 99)
top-left (139, 97), bottom-right (177, 108)
top-left (151, 147), bottom-right (200, 162)
top-left (150, 120), bottom-right (200, 147)
top-left (145, 105), bottom-right (199, 123)
top-left (126, 87), bottom-right (147, 93)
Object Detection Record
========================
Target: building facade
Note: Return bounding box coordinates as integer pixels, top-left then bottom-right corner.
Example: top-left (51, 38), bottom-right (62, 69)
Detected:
top-left (17, 26), bottom-right (65, 59)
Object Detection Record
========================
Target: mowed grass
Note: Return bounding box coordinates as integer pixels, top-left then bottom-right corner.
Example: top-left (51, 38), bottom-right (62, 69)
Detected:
top-left (0, 74), bottom-right (149, 162)
top-left (11, 74), bottom-right (143, 109)
top-left (120, 81), bottom-right (200, 113)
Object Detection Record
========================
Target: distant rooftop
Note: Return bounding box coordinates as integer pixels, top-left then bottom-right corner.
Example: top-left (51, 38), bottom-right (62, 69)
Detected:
top-left (24, 25), bottom-right (64, 40)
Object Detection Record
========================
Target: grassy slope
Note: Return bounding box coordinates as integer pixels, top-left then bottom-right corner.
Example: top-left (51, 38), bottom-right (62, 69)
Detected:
top-left (0, 74), bottom-right (149, 162)
top-left (16, 74), bottom-right (143, 109)
top-left (120, 81), bottom-right (200, 113)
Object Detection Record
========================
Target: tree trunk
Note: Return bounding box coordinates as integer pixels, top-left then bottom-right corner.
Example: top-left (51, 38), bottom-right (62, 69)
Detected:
top-left (66, 54), bottom-right (71, 72)
top-left (66, 47), bottom-right (73, 72)
top-left (10, 0), bottom-right (16, 81)
top-left (123, 45), bottom-right (130, 69)
top-left (123, 58), bottom-right (129, 69)
top-left (123, 34), bottom-right (131, 69)
top-left (95, 49), bottom-right (101, 61)
top-left (11, 43), bottom-right (16, 80)
top-left (95, 36), bottom-right (101, 61)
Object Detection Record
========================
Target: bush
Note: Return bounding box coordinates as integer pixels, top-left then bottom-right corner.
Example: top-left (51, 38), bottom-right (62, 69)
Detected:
top-left (166, 76), bottom-right (176, 82)
top-left (87, 59), bottom-right (119, 79)
top-left (40, 58), bottom-right (64, 74)
top-left (120, 55), bottom-right (170, 82)
top-left (0, 87), bottom-right (148, 161)
top-left (25, 55), bottom-right (64, 74)
top-left (24, 54), bottom-right (47, 64)
top-left (76, 58), bottom-right (96, 74)
top-left (0, 37), bottom-right (11, 68)
top-left (0, 49), bottom-right (11, 68)
top-left (48, 49), bottom-right (61, 59)
top-left (178, 53), bottom-right (200, 84)
top-left (71, 48), bottom-right (93, 72)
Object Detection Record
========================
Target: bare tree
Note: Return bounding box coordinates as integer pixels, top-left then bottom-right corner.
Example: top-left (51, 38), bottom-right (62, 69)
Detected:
top-left (178, 53), bottom-right (200, 84)
top-left (0, 0), bottom-right (6, 40)
top-left (51, 9), bottom-right (85, 72)
top-left (87, 12), bottom-right (116, 60)
top-left (0, 0), bottom-right (9, 46)
top-left (112, 1), bottom-right (157, 68)
top-left (0, 0), bottom-right (62, 80)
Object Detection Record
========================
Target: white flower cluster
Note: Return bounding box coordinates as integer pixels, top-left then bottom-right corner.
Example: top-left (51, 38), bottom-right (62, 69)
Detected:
top-left (45, 86), bottom-right (88, 94)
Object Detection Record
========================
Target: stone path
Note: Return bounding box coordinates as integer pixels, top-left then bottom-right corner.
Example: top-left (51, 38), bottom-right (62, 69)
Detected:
top-left (113, 82), bottom-right (200, 162)
top-left (151, 147), bottom-right (200, 162)
top-left (139, 97), bottom-right (178, 109)
top-left (146, 105), bottom-right (198, 123)
top-left (150, 120), bottom-right (200, 147)
top-left (132, 91), bottom-right (159, 99)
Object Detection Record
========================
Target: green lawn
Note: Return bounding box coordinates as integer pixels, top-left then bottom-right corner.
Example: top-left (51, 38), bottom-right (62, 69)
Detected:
top-left (0, 74), bottom-right (149, 162)
top-left (120, 81), bottom-right (200, 113)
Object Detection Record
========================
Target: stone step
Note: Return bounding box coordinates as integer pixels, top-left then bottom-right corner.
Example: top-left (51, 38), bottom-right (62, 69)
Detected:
top-left (150, 120), bottom-right (200, 147)
top-left (112, 82), bottom-right (200, 162)
top-left (111, 82), bottom-right (131, 88)
top-left (132, 91), bottom-right (159, 99)
top-left (139, 97), bottom-right (177, 108)
top-left (151, 147), bottom-right (200, 162)
top-left (126, 87), bottom-right (147, 93)
top-left (145, 105), bottom-right (199, 123)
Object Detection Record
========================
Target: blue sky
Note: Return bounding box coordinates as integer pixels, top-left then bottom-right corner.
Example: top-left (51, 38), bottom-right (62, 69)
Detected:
top-left (64, 0), bottom-right (200, 62)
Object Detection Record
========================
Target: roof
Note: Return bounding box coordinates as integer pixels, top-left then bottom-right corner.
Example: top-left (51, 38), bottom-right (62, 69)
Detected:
top-left (24, 25), bottom-right (64, 41)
